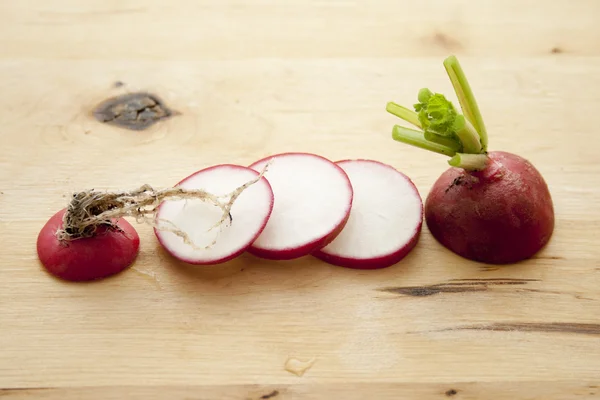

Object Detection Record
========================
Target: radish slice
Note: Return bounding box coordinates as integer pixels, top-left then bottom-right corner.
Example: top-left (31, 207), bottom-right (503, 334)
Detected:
top-left (154, 165), bottom-right (274, 265)
top-left (248, 153), bottom-right (353, 260)
top-left (313, 160), bottom-right (423, 269)
top-left (37, 208), bottom-right (140, 282)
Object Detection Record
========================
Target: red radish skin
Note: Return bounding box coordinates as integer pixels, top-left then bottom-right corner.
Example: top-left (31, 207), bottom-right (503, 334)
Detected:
top-left (154, 164), bottom-right (274, 265)
top-left (248, 153), bottom-right (353, 260)
top-left (425, 151), bottom-right (554, 264)
top-left (37, 208), bottom-right (140, 282)
top-left (313, 160), bottom-right (423, 269)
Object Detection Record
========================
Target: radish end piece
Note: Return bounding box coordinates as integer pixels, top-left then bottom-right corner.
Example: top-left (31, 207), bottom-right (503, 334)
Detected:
top-left (36, 209), bottom-right (140, 282)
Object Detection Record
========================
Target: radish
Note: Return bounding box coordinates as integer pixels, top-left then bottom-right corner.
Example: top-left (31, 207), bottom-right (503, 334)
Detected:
top-left (313, 160), bottom-right (423, 269)
top-left (248, 153), bottom-right (353, 260)
top-left (37, 164), bottom-right (270, 280)
top-left (154, 164), bottom-right (274, 264)
top-left (386, 55), bottom-right (555, 264)
top-left (37, 208), bottom-right (140, 281)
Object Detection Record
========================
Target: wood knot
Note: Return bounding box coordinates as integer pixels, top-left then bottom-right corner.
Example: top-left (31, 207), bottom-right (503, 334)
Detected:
top-left (93, 92), bottom-right (177, 130)
top-left (260, 390), bottom-right (279, 399)
top-left (428, 32), bottom-right (463, 51)
top-left (445, 389), bottom-right (458, 396)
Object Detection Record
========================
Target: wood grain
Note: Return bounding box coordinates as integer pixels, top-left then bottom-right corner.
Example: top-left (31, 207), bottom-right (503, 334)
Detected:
top-left (0, 382), bottom-right (599, 400)
top-left (1, 0), bottom-right (599, 398)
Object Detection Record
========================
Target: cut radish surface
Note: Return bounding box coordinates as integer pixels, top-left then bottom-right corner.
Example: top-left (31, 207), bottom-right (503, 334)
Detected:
top-left (248, 153), bottom-right (353, 260)
top-left (154, 164), bottom-right (274, 265)
top-left (313, 160), bottom-right (423, 269)
top-left (37, 208), bottom-right (140, 281)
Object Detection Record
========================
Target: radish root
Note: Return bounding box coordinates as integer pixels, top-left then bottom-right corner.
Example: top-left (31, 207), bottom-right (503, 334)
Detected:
top-left (56, 162), bottom-right (271, 249)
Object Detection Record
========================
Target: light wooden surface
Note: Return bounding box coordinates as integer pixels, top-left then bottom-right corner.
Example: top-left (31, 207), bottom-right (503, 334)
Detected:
top-left (1, 1), bottom-right (600, 399)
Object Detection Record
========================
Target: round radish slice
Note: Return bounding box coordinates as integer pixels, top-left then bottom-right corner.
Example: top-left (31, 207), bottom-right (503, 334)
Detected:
top-left (37, 208), bottom-right (140, 282)
top-left (154, 164), bottom-right (274, 265)
top-left (313, 160), bottom-right (423, 269)
top-left (248, 153), bottom-right (353, 260)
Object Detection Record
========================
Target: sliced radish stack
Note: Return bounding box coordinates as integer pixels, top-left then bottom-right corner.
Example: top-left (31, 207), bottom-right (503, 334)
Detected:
top-left (248, 153), bottom-right (353, 260)
top-left (313, 160), bottom-right (423, 269)
top-left (154, 164), bottom-right (274, 264)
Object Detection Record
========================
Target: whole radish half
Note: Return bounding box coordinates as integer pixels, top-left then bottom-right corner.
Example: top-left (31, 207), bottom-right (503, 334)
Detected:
top-left (248, 153), bottom-right (353, 260)
top-left (313, 160), bottom-right (423, 269)
top-left (425, 151), bottom-right (554, 264)
top-left (154, 164), bottom-right (274, 264)
top-left (386, 55), bottom-right (555, 264)
top-left (37, 208), bottom-right (140, 282)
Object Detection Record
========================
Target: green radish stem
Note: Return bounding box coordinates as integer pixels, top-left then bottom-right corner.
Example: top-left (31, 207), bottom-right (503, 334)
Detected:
top-left (448, 153), bottom-right (489, 170)
top-left (386, 102), bottom-right (421, 128)
top-left (392, 125), bottom-right (457, 157)
top-left (443, 55), bottom-right (488, 151)
top-left (452, 115), bottom-right (482, 154)
top-left (386, 55), bottom-right (490, 171)
top-left (423, 131), bottom-right (462, 152)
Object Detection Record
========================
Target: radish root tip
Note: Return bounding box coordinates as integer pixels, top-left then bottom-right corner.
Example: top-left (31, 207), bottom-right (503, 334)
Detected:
top-left (56, 162), bottom-right (272, 250)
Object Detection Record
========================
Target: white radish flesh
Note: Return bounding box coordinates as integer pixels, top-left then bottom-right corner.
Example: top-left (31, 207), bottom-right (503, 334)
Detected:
top-left (313, 160), bottom-right (423, 269)
top-left (154, 164), bottom-right (274, 265)
top-left (248, 153), bottom-right (353, 260)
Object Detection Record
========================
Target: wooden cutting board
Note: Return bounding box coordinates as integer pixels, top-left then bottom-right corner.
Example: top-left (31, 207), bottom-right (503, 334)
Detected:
top-left (1, 1), bottom-right (599, 399)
